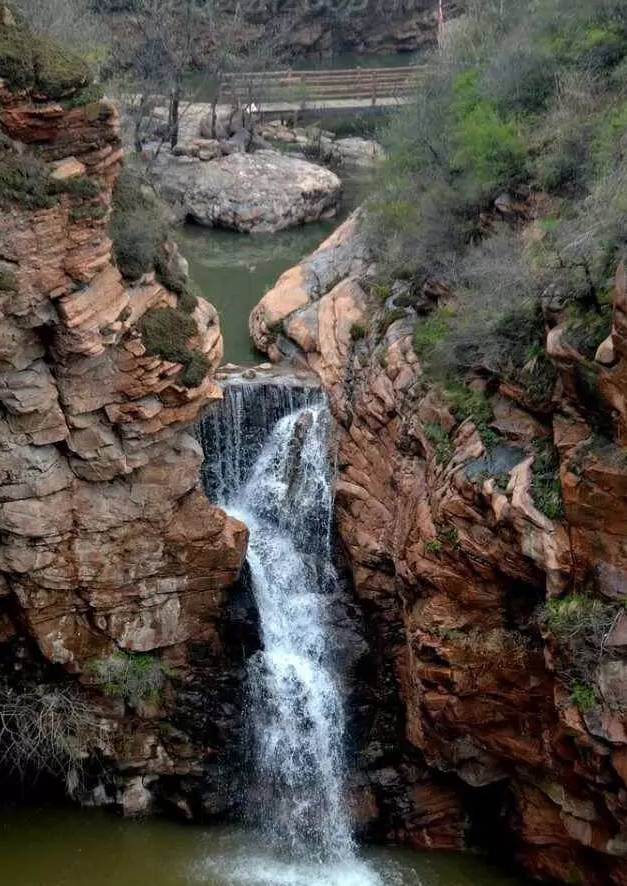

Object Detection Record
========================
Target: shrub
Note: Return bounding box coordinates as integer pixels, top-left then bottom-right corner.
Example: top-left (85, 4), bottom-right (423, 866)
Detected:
top-left (451, 72), bottom-right (527, 193)
top-left (564, 304), bottom-right (613, 360)
top-left (139, 306), bottom-right (208, 389)
top-left (89, 651), bottom-right (169, 707)
top-left (445, 384), bottom-right (499, 449)
top-left (62, 83), bottom-right (104, 109)
top-left (110, 168), bottom-right (166, 281)
top-left (0, 683), bottom-right (103, 790)
top-left (139, 306), bottom-right (196, 365)
top-left (0, 11), bottom-right (90, 97)
top-left (530, 440), bottom-right (564, 519)
top-left (110, 206), bottom-right (164, 281)
top-left (50, 174), bottom-right (99, 200)
top-left (0, 154), bottom-right (55, 209)
top-left (350, 322), bottom-right (367, 341)
top-left (425, 538), bottom-right (443, 555)
top-left (542, 592), bottom-right (621, 694)
top-left (571, 683), bottom-right (597, 712)
top-left (32, 35), bottom-right (90, 99)
top-left (424, 422), bottom-right (453, 466)
top-left (181, 351), bottom-right (209, 388)
top-left (413, 308), bottom-right (452, 359)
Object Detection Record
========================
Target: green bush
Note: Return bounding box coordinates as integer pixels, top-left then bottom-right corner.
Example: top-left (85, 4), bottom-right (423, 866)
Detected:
top-left (32, 36), bottom-right (90, 99)
top-left (531, 440), bottom-right (564, 519)
top-left (445, 384), bottom-right (499, 449)
top-left (543, 591), bottom-right (622, 698)
top-left (110, 169), bottom-right (167, 281)
top-left (139, 306), bottom-right (208, 389)
top-left (0, 154), bottom-right (55, 209)
top-left (571, 683), bottom-right (597, 712)
top-left (181, 351), bottom-right (209, 387)
top-left (89, 651), bottom-right (169, 707)
top-left (350, 322), bottom-right (367, 341)
top-left (0, 12), bottom-right (89, 97)
top-left (424, 422), bottom-right (453, 466)
top-left (451, 72), bottom-right (526, 193)
top-left (139, 306), bottom-right (196, 365)
top-left (425, 538), bottom-right (443, 555)
top-left (49, 174), bottom-right (99, 200)
top-left (564, 304), bottom-right (613, 360)
top-left (413, 308), bottom-right (452, 359)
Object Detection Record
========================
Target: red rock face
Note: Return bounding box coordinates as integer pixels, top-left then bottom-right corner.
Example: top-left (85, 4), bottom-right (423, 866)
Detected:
top-left (252, 218), bottom-right (627, 884)
top-left (0, 79), bottom-right (248, 808)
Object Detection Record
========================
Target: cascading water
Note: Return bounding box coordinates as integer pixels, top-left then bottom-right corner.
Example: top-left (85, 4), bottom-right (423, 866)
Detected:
top-left (199, 382), bottom-right (381, 886)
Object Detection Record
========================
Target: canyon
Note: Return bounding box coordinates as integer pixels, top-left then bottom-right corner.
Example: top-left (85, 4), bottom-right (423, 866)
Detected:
top-left (1, 4), bottom-right (626, 886)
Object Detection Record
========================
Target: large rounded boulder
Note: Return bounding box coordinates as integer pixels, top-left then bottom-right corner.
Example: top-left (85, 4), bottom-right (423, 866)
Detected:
top-left (152, 149), bottom-right (342, 233)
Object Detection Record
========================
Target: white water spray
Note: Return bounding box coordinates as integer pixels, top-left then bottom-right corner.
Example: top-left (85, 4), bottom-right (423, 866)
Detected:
top-left (199, 384), bottom-right (381, 885)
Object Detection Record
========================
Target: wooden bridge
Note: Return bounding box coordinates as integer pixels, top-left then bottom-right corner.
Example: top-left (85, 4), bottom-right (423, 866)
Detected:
top-left (221, 64), bottom-right (424, 112)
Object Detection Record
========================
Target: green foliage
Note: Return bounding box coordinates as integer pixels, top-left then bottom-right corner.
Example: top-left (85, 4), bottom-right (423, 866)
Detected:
top-left (564, 304), bottom-right (613, 360)
top-left (89, 651), bottom-right (169, 707)
top-left (451, 71), bottom-right (526, 192)
top-left (181, 351), bottom-right (209, 387)
top-left (350, 322), bottom-right (367, 342)
top-left (139, 306), bottom-right (196, 364)
top-left (50, 174), bottom-right (99, 199)
top-left (425, 538), bottom-right (443, 555)
top-left (571, 683), bottom-right (597, 712)
top-left (413, 308), bottom-right (452, 359)
top-left (543, 591), bottom-right (622, 699)
top-left (439, 524), bottom-right (460, 548)
top-left (139, 306), bottom-right (208, 389)
top-left (0, 11), bottom-right (89, 97)
top-left (110, 169), bottom-right (166, 281)
top-left (62, 83), bottom-right (104, 109)
top-left (0, 153), bottom-right (55, 209)
top-left (531, 440), bottom-right (565, 519)
top-left (445, 385), bottom-right (499, 449)
top-left (32, 35), bottom-right (90, 99)
top-left (424, 422), bottom-right (453, 466)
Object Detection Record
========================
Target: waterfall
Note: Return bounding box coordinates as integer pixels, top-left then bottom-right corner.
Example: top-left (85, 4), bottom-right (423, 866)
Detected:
top-left (199, 383), bottom-right (381, 885)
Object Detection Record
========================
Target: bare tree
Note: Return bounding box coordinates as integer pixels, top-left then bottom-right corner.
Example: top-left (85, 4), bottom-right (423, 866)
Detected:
top-left (107, 0), bottom-right (289, 153)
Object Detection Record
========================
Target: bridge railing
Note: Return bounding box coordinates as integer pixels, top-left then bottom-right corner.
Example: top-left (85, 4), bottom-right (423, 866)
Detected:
top-left (222, 65), bottom-right (425, 107)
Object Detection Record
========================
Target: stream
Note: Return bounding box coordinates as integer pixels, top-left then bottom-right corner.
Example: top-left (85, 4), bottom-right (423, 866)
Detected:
top-left (177, 164), bottom-right (368, 365)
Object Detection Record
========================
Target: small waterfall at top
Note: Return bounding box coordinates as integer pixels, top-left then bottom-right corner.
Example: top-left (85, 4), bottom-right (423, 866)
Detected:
top-left (199, 381), bottom-right (381, 886)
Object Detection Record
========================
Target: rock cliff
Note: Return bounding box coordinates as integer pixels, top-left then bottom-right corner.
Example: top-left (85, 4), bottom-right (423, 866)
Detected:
top-left (251, 212), bottom-right (627, 885)
top-left (0, 7), bottom-right (248, 814)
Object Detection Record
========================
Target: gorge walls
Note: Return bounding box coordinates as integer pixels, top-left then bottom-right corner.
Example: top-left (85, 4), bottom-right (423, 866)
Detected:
top-left (0, 6), bottom-right (249, 815)
top-left (250, 212), bottom-right (627, 885)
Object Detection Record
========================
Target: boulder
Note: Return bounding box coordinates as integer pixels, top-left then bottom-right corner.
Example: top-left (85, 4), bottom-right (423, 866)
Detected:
top-left (151, 149), bottom-right (342, 233)
top-left (334, 137), bottom-right (385, 167)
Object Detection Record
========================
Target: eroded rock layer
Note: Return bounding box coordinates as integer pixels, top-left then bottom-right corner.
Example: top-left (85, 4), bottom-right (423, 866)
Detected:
top-left (0, 27), bottom-right (249, 812)
top-left (251, 213), bottom-right (627, 885)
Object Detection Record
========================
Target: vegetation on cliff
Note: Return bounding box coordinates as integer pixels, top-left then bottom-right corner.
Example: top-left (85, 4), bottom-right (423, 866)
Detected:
top-left (368, 0), bottom-right (626, 509)
top-left (0, 3), bottom-right (90, 96)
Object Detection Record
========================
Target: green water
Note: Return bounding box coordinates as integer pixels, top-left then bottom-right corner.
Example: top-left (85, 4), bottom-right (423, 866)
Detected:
top-left (0, 808), bottom-right (529, 886)
top-left (176, 172), bottom-right (368, 365)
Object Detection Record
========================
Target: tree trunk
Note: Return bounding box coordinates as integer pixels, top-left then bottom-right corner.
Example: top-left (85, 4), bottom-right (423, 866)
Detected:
top-left (170, 82), bottom-right (181, 150)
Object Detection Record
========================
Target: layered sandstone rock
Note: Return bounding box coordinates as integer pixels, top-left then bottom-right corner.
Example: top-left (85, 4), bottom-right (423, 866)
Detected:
top-left (151, 149), bottom-right (342, 233)
top-left (251, 220), bottom-right (627, 884)
top-left (0, 31), bottom-right (248, 810)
